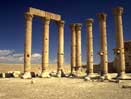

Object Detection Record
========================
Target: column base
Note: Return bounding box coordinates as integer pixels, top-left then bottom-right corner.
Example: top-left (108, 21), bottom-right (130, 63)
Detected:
top-left (68, 70), bottom-right (77, 77)
top-left (84, 73), bottom-right (96, 81)
top-left (100, 74), bottom-right (111, 80)
top-left (87, 73), bottom-right (96, 78)
top-left (74, 68), bottom-right (82, 77)
top-left (56, 70), bottom-right (65, 78)
top-left (116, 72), bottom-right (131, 80)
top-left (40, 71), bottom-right (50, 78)
top-left (21, 72), bottom-right (32, 79)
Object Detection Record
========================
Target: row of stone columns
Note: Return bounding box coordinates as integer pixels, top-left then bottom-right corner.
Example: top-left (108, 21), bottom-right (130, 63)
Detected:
top-left (23, 6), bottom-right (127, 80)
top-left (23, 13), bottom-right (65, 78)
top-left (70, 7), bottom-right (127, 79)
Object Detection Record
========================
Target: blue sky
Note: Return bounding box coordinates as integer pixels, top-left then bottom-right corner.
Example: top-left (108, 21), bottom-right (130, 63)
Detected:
top-left (0, 0), bottom-right (131, 64)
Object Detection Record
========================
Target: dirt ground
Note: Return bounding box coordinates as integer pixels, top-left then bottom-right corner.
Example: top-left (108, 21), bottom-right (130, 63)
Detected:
top-left (0, 64), bottom-right (131, 99)
top-left (0, 77), bottom-right (131, 99)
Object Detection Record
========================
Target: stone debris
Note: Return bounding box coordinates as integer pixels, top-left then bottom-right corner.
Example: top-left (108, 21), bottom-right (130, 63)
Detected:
top-left (13, 71), bottom-right (21, 78)
top-left (122, 84), bottom-right (131, 88)
top-left (22, 72), bottom-right (32, 79)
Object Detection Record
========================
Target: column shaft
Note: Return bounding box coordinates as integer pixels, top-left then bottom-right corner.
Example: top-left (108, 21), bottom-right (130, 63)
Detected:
top-left (98, 13), bottom-right (108, 75)
top-left (42, 17), bottom-right (50, 71)
top-left (24, 12), bottom-right (33, 72)
top-left (113, 7), bottom-right (125, 76)
top-left (57, 21), bottom-right (64, 71)
top-left (75, 24), bottom-right (82, 69)
top-left (86, 19), bottom-right (94, 74)
top-left (70, 24), bottom-right (76, 73)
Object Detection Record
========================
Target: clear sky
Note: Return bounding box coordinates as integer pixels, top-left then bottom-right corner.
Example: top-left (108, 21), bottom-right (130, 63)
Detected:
top-left (0, 0), bottom-right (131, 64)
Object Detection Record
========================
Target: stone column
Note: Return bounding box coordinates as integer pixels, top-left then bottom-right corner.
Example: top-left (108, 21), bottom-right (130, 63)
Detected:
top-left (56, 20), bottom-right (65, 77)
top-left (113, 7), bottom-right (127, 79)
top-left (70, 24), bottom-right (76, 75)
top-left (23, 12), bottom-right (33, 79)
top-left (75, 24), bottom-right (82, 74)
top-left (86, 18), bottom-right (94, 78)
top-left (41, 17), bottom-right (50, 78)
top-left (97, 13), bottom-right (110, 80)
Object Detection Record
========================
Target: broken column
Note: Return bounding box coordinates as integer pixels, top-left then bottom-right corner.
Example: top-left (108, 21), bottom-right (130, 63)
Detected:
top-left (85, 18), bottom-right (94, 78)
top-left (113, 7), bottom-right (127, 79)
top-left (75, 24), bottom-right (82, 75)
top-left (41, 17), bottom-right (50, 78)
top-left (56, 20), bottom-right (65, 77)
top-left (97, 13), bottom-right (110, 80)
top-left (23, 12), bottom-right (33, 79)
top-left (70, 24), bottom-right (76, 75)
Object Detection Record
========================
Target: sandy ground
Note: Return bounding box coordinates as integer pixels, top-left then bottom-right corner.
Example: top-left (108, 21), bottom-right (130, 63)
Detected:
top-left (0, 64), bottom-right (131, 99)
top-left (0, 77), bottom-right (131, 99)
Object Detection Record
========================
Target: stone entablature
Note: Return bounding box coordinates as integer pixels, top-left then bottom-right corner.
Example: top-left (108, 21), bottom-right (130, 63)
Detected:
top-left (28, 7), bottom-right (61, 21)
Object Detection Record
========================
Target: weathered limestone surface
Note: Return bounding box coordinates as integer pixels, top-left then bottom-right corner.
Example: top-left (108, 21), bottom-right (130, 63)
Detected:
top-left (23, 8), bottom-right (63, 78)
top-left (97, 13), bottom-right (110, 80)
top-left (28, 7), bottom-right (61, 21)
top-left (41, 17), bottom-right (50, 78)
top-left (113, 7), bottom-right (127, 79)
top-left (56, 20), bottom-right (65, 77)
top-left (23, 12), bottom-right (33, 79)
top-left (75, 24), bottom-right (82, 71)
top-left (13, 71), bottom-right (21, 78)
top-left (24, 12), bottom-right (33, 72)
top-left (86, 18), bottom-right (94, 77)
top-left (70, 24), bottom-right (76, 75)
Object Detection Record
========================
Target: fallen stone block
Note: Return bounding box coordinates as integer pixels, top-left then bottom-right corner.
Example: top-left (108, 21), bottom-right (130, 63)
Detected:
top-left (13, 71), bottom-right (21, 78)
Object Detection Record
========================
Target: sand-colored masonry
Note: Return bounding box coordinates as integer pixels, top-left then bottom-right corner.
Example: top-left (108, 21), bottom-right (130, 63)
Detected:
top-left (113, 7), bottom-right (126, 79)
top-left (86, 19), bottom-right (94, 76)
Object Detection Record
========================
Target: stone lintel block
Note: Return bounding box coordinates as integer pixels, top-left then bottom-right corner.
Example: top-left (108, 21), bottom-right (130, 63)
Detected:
top-left (28, 7), bottom-right (61, 21)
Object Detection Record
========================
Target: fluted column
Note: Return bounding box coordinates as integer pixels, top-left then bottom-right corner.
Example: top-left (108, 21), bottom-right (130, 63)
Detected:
top-left (75, 24), bottom-right (82, 71)
top-left (41, 17), bottom-right (50, 78)
top-left (56, 20), bottom-right (65, 77)
top-left (70, 24), bottom-right (76, 75)
top-left (86, 19), bottom-right (94, 77)
top-left (23, 12), bottom-right (33, 79)
top-left (97, 13), bottom-right (110, 79)
top-left (113, 7), bottom-right (127, 79)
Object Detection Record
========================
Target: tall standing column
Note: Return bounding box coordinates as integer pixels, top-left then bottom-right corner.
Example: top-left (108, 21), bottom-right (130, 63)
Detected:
top-left (56, 20), bottom-right (65, 77)
top-left (41, 17), bottom-right (50, 78)
top-left (70, 24), bottom-right (76, 75)
top-left (97, 13), bottom-right (110, 80)
top-left (113, 7), bottom-right (127, 79)
top-left (86, 19), bottom-right (94, 78)
top-left (75, 24), bottom-right (82, 73)
top-left (23, 12), bottom-right (33, 79)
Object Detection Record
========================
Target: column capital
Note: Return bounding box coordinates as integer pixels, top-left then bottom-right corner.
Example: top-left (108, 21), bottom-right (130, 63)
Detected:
top-left (113, 7), bottom-right (124, 16)
top-left (42, 17), bottom-right (50, 25)
top-left (86, 18), bottom-right (94, 26)
top-left (70, 24), bottom-right (76, 31)
top-left (56, 20), bottom-right (65, 27)
top-left (97, 13), bottom-right (107, 21)
top-left (75, 23), bottom-right (82, 31)
top-left (25, 12), bottom-right (33, 21)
